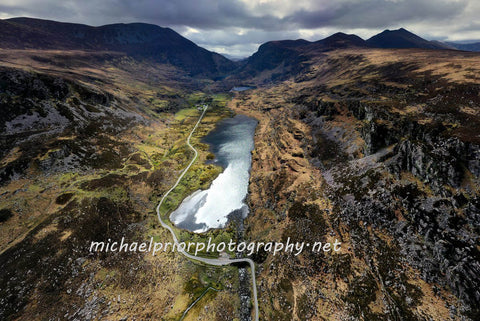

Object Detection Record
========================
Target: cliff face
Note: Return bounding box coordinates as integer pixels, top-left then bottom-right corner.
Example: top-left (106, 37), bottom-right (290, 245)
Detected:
top-left (233, 48), bottom-right (480, 320)
top-left (314, 101), bottom-right (480, 313)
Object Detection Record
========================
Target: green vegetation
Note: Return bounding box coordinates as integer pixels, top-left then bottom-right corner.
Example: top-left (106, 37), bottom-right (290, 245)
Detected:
top-left (175, 107), bottom-right (200, 122)
top-left (0, 83), bottom-right (240, 319)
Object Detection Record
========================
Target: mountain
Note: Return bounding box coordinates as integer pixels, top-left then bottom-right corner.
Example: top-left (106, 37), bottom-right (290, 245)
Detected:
top-left (366, 27), bottom-right (451, 49)
top-left (0, 17), bottom-right (236, 76)
top-left (245, 39), bottom-right (310, 72)
top-left (238, 33), bottom-right (369, 79)
top-left (230, 28), bottom-right (465, 84)
top-left (446, 41), bottom-right (480, 52)
top-left (314, 32), bottom-right (368, 49)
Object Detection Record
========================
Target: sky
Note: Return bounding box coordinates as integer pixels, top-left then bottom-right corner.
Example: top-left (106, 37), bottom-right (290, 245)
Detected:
top-left (0, 0), bottom-right (479, 58)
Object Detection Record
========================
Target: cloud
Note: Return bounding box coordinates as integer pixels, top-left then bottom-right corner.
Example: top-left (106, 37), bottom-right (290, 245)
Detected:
top-left (286, 0), bottom-right (468, 29)
top-left (0, 0), bottom-right (478, 57)
top-left (183, 27), bottom-right (306, 57)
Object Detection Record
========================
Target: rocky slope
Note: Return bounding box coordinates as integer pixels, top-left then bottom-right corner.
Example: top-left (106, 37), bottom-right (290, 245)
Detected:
top-left (0, 66), bottom-right (141, 182)
top-left (232, 47), bottom-right (480, 320)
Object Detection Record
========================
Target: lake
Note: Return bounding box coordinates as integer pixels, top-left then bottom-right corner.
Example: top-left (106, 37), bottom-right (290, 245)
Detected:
top-left (170, 114), bottom-right (257, 232)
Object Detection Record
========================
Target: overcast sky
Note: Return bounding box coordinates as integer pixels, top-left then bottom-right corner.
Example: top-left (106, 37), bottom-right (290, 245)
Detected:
top-left (0, 0), bottom-right (479, 58)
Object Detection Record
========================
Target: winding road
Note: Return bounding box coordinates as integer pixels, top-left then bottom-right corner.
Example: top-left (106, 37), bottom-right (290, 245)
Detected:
top-left (155, 105), bottom-right (259, 321)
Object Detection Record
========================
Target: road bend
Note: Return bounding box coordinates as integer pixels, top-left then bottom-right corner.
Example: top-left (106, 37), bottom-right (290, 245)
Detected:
top-left (155, 105), bottom-right (259, 321)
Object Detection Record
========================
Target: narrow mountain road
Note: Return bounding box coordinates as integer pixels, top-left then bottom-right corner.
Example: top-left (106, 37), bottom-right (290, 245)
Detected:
top-left (155, 105), bottom-right (259, 321)
top-left (180, 286), bottom-right (219, 321)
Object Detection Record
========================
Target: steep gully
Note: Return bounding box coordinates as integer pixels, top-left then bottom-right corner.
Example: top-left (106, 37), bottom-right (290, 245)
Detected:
top-left (155, 105), bottom-right (259, 321)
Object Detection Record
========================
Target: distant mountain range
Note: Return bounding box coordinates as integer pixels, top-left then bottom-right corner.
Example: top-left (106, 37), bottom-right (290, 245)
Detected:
top-left (446, 41), bottom-right (480, 52)
top-left (237, 28), bottom-right (480, 77)
top-left (0, 17), bottom-right (479, 78)
top-left (0, 17), bottom-right (236, 76)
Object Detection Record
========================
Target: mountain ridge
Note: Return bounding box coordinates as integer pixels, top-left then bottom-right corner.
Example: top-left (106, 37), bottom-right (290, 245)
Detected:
top-left (447, 41), bottom-right (480, 52)
top-left (0, 17), bottom-right (237, 77)
top-left (1, 18), bottom-right (479, 82)
top-left (231, 28), bottom-right (479, 81)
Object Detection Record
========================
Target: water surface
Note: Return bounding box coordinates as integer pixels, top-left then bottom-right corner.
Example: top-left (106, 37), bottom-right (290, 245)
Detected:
top-left (170, 114), bottom-right (257, 232)
top-left (231, 86), bottom-right (252, 92)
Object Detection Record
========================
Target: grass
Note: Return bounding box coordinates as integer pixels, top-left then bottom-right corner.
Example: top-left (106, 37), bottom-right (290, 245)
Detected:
top-left (175, 107), bottom-right (200, 121)
top-left (0, 46), bottom-right (246, 320)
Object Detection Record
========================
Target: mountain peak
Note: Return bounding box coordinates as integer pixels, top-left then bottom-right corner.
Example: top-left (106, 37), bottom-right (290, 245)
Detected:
top-left (367, 27), bottom-right (449, 49)
top-left (317, 32), bottom-right (367, 48)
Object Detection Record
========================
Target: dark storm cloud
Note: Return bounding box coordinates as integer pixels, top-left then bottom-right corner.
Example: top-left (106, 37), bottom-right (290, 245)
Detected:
top-left (287, 0), bottom-right (468, 29)
top-left (67, 0), bottom-right (283, 30)
top-left (0, 0), bottom-right (477, 56)
top-left (1, 0), bottom-right (467, 30)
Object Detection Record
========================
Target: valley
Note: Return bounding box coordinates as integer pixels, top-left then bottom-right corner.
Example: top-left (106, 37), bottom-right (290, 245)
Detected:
top-left (0, 17), bottom-right (479, 321)
top-left (0, 49), bottom-right (245, 319)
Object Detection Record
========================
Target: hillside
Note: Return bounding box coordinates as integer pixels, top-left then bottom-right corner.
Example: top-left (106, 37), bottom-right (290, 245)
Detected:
top-left (232, 47), bottom-right (480, 320)
top-left (0, 17), bottom-right (236, 77)
top-left (0, 40), bottom-right (243, 319)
